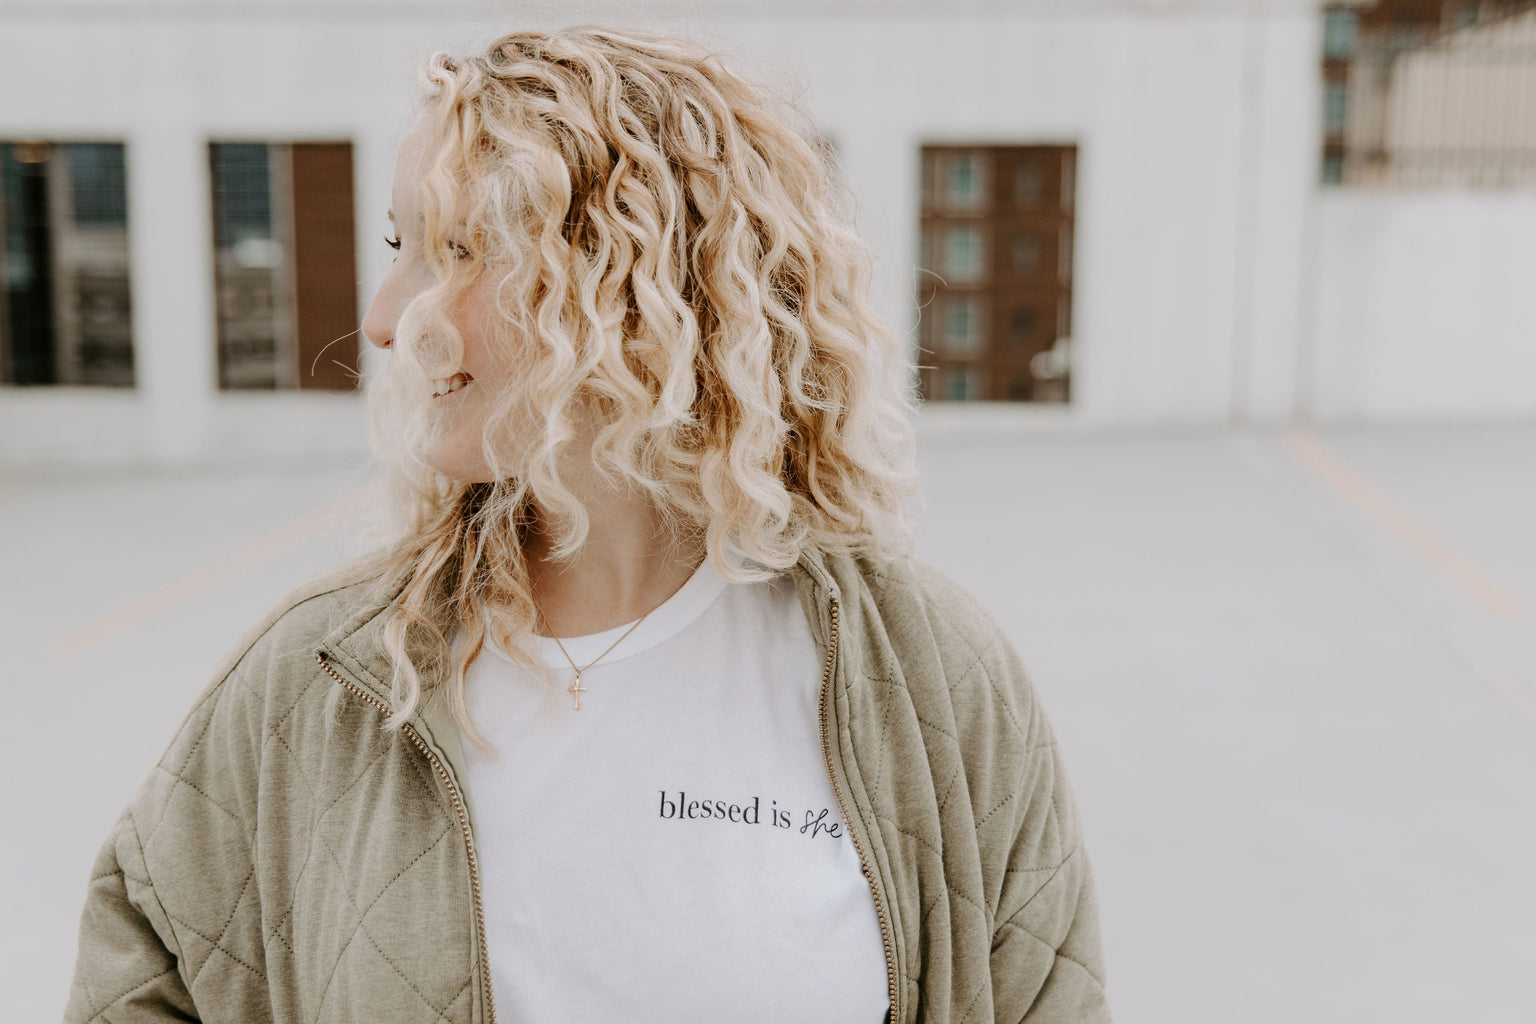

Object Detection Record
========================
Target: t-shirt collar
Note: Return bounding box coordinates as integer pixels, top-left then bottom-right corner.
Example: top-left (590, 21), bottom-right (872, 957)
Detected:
top-left (502, 557), bottom-right (731, 669)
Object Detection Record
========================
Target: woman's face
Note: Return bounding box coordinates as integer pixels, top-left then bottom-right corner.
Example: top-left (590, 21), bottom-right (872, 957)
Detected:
top-left (362, 114), bottom-right (508, 483)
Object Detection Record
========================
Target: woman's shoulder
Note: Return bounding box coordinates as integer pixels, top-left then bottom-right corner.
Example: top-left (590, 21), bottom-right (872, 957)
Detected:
top-left (161, 555), bottom-right (398, 750)
top-left (857, 556), bottom-right (997, 633)
top-left (213, 555), bottom-right (393, 687)
top-left (835, 556), bottom-right (1014, 666)
top-left (828, 553), bottom-right (1055, 743)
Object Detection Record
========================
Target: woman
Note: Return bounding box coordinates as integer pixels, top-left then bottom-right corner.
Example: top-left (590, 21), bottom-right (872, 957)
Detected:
top-left (67, 27), bottom-right (1108, 1023)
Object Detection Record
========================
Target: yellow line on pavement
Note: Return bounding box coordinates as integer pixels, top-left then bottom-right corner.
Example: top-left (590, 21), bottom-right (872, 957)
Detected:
top-left (1284, 427), bottom-right (1526, 622)
top-left (50, 483), bottom-right (376, 660)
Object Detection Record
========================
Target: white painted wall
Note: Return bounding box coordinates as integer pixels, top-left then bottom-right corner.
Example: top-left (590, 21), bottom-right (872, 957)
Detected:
top-left (1234, 6), bottom-right (1321, 424)
top-left (1307, 191), bottom-right (1536, 421)
top-left (0, 0), bottom-right (1346, 470)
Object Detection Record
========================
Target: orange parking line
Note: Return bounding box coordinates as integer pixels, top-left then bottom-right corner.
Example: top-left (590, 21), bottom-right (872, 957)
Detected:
top-left (50, 484), bottom-right (374, 659)
top-left (1284, 427), bottom-right (1526, 622)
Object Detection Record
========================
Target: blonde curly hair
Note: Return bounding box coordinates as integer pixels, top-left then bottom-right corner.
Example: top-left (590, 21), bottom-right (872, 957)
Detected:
top-left (368, 26), bottom-right (918, 745)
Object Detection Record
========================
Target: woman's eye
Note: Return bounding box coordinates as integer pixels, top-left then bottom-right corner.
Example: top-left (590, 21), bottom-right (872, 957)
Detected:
top-left (385, 234), bottom-right (402, 252)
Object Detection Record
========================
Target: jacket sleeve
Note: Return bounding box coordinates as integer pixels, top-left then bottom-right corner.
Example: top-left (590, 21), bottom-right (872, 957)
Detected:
top-left (986, 639), bottom-right (1112, 1023)
top-left (64, 810), bottom-right (200, 1023)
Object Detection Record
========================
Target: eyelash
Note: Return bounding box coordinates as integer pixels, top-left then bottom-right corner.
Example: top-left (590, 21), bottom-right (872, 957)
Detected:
top-left (384, 235), bottom-right (472, 261)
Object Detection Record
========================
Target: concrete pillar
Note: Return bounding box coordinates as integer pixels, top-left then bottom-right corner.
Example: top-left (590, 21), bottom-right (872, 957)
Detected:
top-left (127, 120), bottom-right (217, 464)
top-left (1230, 2), bottom-right (1323, 425)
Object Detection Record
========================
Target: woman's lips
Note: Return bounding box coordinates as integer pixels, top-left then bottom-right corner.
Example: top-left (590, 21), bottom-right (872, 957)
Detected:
top-left (432, 372), bottom-right (474, 398)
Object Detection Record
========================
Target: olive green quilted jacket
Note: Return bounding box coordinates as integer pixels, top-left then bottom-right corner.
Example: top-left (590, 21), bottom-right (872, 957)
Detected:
top-left (66, 548), bottom-right (1110, 1022)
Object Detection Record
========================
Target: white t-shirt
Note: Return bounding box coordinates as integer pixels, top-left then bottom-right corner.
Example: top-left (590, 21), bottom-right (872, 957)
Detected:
top-left (459, 559), bottom-right (890, 1023)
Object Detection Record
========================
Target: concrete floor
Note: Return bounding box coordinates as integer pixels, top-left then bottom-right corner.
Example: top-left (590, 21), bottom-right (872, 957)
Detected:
top-left (5, 422), bottom-right (1534, 1023)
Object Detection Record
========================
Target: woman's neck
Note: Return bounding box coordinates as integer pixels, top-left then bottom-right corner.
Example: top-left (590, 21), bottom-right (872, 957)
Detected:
top-left (523, 477), bottom-right (703, 639)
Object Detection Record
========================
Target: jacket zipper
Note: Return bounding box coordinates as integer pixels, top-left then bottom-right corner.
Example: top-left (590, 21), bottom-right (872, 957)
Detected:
top-left (815, 596), bottom-right (900, 1023)
top-left (316, 652), bottom-right (498, 1024)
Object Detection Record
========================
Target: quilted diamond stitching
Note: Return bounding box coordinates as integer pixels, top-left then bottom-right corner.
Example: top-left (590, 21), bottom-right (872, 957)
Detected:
top-left (161, 906), bottom-right (266, 981)
top-left (844, 584), bottom-right (1073, 1019)
top-left (359, 919), bottom-right (460, 1021)
top-left (268, 916), bottom-right (297, 957)
top-left (845, 673), bottom-right (948, 841)
top-left (937, 617), bottom-right (1031, 745)
top-left (861, 666), bottom-right (962, 745)
top-left (118, 813), bottom-right (189, 970)
top-left (285, 671), bottom-right (465, 1021)
top-left (309, 737), bottom-right (396, 830)
top-left (1050, 950), bottom-right (1105, 988)
top-left (1048, 788), bottom-right (1064, 864)
top-left (932, 758), bottom-right (966, 819)
top-left (308, 819), bottom-right (456, 1022)
top-left (872, 812), bottom-right (988, 917)
top-left (259, 731), bottom-right (322, 946)
top-left (442, 977), bottom-right (473, 1022)
top-left (908, 701), bottom-right (961, 743)
top-left (993, 913), bottom-right (1104, 989)
top-left (250, 665), bottom-right (468, 1019)
top-left (150, 764), bottom-right (245, 833)
top-left (867, 668), bottom-right (901, 792)
top-left (973, 789), bottom-right (1019, 831)
top-left (999, 847), bottom-right (1078, 923)
top-left (141, 700), bottom-right (222, 852)
top-left (259, 679), bottom-right (400, 956)
top-left (188, 863), bottom-right (260, 988)
top-left (135, 771), bottom-right (260, 982)
top-left (952, 972), bottom-right (993, 1024)
top-left (914, 884), bottom-right (947, 941)
top-left (80, 968), bottom-right (179, 1024)
top-left (262, 669), bottom-right (327, 751)
top-left (262, 853), bottom-right (309, 953)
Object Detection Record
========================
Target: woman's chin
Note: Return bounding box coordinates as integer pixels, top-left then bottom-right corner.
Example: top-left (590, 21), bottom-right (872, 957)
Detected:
top-left (422, 443), bottom-right (498, 484)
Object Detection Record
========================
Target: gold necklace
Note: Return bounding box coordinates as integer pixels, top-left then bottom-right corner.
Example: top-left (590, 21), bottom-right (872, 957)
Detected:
top-left (545, 609), bottom-right (653, 710)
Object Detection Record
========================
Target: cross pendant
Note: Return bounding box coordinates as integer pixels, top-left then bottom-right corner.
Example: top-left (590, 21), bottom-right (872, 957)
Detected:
top-left (567, 672), bottom-right (587, 711)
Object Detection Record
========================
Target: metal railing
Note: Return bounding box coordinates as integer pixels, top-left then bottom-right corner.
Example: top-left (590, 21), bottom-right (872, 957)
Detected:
top-left (1323, 2), bottom-right (1536, 188)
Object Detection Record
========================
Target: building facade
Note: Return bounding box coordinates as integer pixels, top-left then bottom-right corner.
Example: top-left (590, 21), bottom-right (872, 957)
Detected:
top-left (1, 0), bottom-right (1530, 469)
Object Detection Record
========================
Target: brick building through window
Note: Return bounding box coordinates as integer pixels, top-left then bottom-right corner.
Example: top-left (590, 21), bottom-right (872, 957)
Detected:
top-left (210, 141), bottom-right (359, 390)
top-left (0, 141), bottom-right (134, 386)
top-left (917, 145), bottom-right (1076, 402)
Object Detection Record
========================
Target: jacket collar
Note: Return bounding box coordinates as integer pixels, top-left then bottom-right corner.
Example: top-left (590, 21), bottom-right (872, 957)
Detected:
top-left (315, 556), bottom-right (446, 709)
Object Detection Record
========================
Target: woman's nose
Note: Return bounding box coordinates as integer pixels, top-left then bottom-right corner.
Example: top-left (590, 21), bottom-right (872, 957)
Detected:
top-left (361, 291), bottom-right (395, 350)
